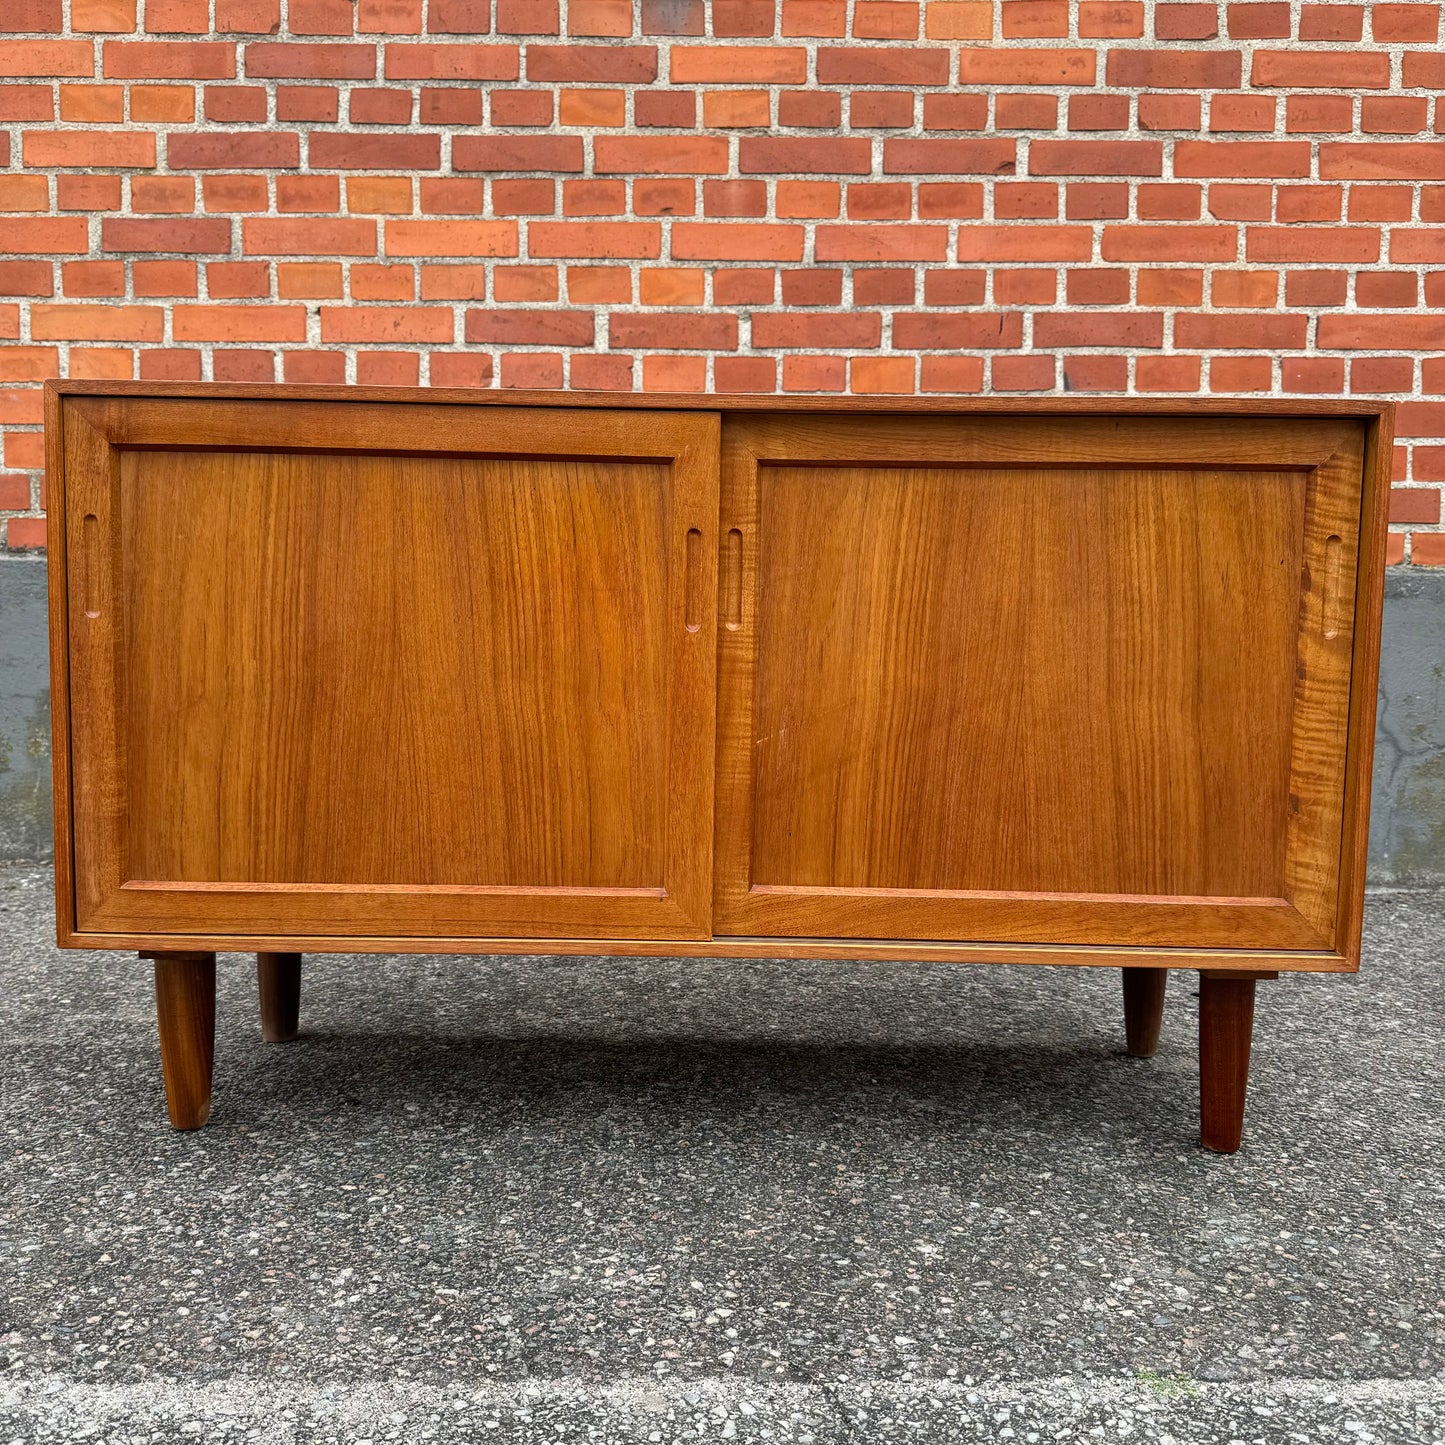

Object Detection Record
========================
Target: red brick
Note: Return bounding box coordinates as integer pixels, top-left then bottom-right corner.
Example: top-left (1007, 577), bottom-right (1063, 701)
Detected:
top-left (1318, 315), bottom-right (1445, 349)
top-left (420, 263), bottom-right (489, 298)
top-left (816, 47), bottom-right (951, 84)
top-left (167, 132), bottom-right (301, 168)
top-left (244, 42), bottom-right (377, 76)
top-left (1002, 1), bottom-right (1068, 35)
top-left (383, 41), bottom-right (518, 77)
top-left (634, 89), bottom-right (695, 126)
top-left (1029, 141), bottom-right (1163, 176)
top-left (672, 223), bottom-right (803, 260)
top-left (1078, 2), bottom-right (1144, 36)
top-left (562, 180), bottom-right (625, 216)
top-left (1155, 2), bottom-right (1217, 36)
top-left (922, 94), bottom-right (989, 130)
top-left (0, 219), bottom-right (91, 254)
top-left (310, 133), bottom-right (441, 169)
top-left (1174, 141), bottom-right (1312, 178)
top-left (1069, 95), bottom-right (1131, 131)
top-left (892, 311), bottom-right (1025, 348)
top-left (1106, 50), bottom-right (1240, 87)
top-left (23, 131), bottom-right (156, 167)
top-left (854, 1), bottom-right (920, 36)
top-left (995, 183), bottom-right (1058, 219)
top-left (1137, 355), bottom-right (1202, 391)
top-left (242, 217), bottom-right (378, 254)
top-left (815, 224), bottom-right (947, 261)
top-left (595, 137), bottom-right (729, 174)
top-left (1209, 95), bottom-right (1277, 132)
top-left (147, 0), bottom-right (211, 30)
top-left (316, 306), bottom-right (451, 342)
top-left (1389, 488), bottom-right (1441, 525)
top-left (610, 313), bottom-right (736, 348)
top-left (32, 303), bottom-right (164, 340)
top-left (1139, 94), bottom-right (1201, 130)
top-left (350, 87), bottom-right (413, 123)
top-left (918, 183), bottom-right (984, 218)
top-left (1321, 144), bottom-right (1445, 180)
top-left (418, 87), bottom-right (483, 123)
top-left (712, 0), bottom-right (775, 34)
top-left (850, 356), bottom-right (914, 393)
top-left (104, 217), bottom-right (232, 252)
top-left (453, 136), bottom-right (584, 171)
top-left (102, 40), bottom-right (237, 76)
top-left (641, 0), bottom-right (705, 33)
top-left (955, 225), bottom-right (1092, 261)
top-left (1390, 232), bottom-right (1445, 264)
top-left (360, 0), bottom-right (424, 28)
top-left (1299, 4), bottom-right (1362, 40)
top-left (498, 0), bottom-right (558, 29)
top-left (0, 41), bottom-right (94, 75)
top-left (781, 1), bottom-right (847, 35)
top-left (490, 179), bottom-right (554, 214)
top-left (1101, 225), bottom-right (1236, 261)
top-left (1211, 270), bottom-right (1278, 306)
top-left (427, 0), bottom-right (491, 31)
top-left (217, 0), bottom-right (280, 25)
top-left (849, 91), bottom-right (914, 128)
top-left (61, 261), bottom-right (125, 298)
top-left (277, 85), bottom-right (340, 120)
top-left (0, 86), bottom-right (54, 121)
top-left (991, 355), bottom-right (1055, 391)
top-left (1246, 227), bottom-right (1380, 262)
top-left (669, 45), bottom-right (806, 82)
top-left (1285, 96), bottom-right (1353, 134)
top-left (1251, 51), bottom-right (1389, 88)
top-left (172, 304), bottom-right (306, 340)
top-left (958, 49), bottom-right (1094, 85)
top-left (462, 309), bottom-right (586, 345)
top-left (740, 139), bottom-right (873, 175)
top-left (1351, 357), bottom-right (1413, 393)
top-left (0, 263), bottom-right (53, 296)
top-left (753, 312), bottom-right (881, 347)
top-left (207, 84), bottom-right (269, 121)
top-left (1176, 314), bottom-right (1306, 348)
top-left (528, 222), bottom-right (661, 258)
top-left (848, 183), bottom-right (914, 220)
top-left (1282, 357), bottom-right (1345, 393)
top-left (1372, 4), bottom-right (1438, 40)
top-left (995, 95), bottom-right (1057, 129)
top-left (703, 181), bottom-right (767, 217)
top-left (290, 0), bottom-right (353, 32)
top-left (1226, 3), bottom-right (1291, 37)
top-left (526, 44), bottom-right (657, 81)
top-left (883, 139), bottom-right (1016, 174)
top-left (1207, 355), bottom-right (1271, 391)
top-left (1361, 98), bottom-right (1428, 135)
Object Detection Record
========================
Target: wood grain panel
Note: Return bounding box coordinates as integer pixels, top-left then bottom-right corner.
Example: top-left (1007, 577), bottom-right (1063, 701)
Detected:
top-left (64, 399), bottom-right (720, 939)
top-left (714, 414), bottom-right (1367, 950)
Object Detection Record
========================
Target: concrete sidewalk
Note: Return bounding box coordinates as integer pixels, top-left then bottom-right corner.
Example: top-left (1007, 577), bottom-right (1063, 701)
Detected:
top-left (2, 863), bottom-right (1442, 1443)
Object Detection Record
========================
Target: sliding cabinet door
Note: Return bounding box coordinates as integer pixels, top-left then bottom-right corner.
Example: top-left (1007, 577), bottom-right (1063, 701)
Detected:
top-left (58, 397), bottom-right (719, 941)
top-left (714, 413), bottom-right (1371, 953)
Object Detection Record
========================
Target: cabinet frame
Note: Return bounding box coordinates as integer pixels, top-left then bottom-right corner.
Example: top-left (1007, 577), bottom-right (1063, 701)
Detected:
top-left (46, 382), bottom-right (1392, 973)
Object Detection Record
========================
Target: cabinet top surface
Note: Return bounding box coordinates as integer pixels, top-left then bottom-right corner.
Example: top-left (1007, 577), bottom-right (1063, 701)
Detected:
top-left (46, 378), bottom-right (1393, 422)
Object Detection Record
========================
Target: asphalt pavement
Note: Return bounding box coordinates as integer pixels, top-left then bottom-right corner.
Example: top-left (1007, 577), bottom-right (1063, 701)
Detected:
top-left (2, 863), bottom-right (1442, 1442)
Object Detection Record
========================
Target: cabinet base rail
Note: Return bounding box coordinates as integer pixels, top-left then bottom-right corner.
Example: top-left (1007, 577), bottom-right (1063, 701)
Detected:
top-left (145, 952), bottom-right (1276, 1151)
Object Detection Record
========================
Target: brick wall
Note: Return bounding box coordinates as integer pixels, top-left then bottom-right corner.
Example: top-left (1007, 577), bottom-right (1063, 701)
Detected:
top-left (2, 0), bottom-right (1444, 562)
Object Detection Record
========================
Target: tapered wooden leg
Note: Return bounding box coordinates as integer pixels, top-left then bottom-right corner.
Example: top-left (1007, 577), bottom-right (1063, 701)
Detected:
top-left (1122, 967), bottom-right (1167, 1057)
top-left (146, 951), bottom-right (216, 1131)
top-left (1198, 972), bottom-right (1258, 1153)
top-left (257, 952), bottom-right (302, 1043)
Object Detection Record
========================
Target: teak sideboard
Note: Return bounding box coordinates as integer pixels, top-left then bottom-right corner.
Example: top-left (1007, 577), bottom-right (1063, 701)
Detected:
top-left (44, 382), bottom-right (1393, 1151)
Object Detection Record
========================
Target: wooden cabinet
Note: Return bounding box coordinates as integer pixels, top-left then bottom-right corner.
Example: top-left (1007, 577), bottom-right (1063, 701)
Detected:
top-left (45, 383), bottom-right (1393, 1149)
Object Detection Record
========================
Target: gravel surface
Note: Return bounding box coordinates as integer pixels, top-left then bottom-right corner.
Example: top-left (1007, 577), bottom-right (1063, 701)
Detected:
top-left (2, 864), bottom-right (1442, 1442)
